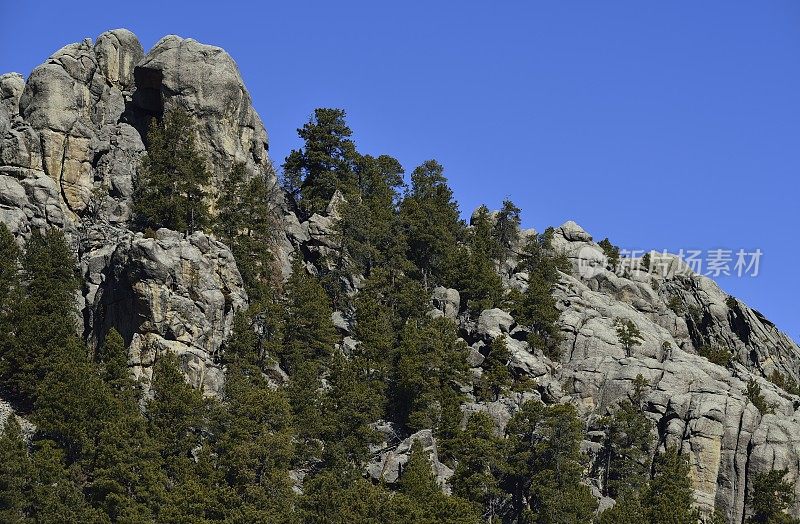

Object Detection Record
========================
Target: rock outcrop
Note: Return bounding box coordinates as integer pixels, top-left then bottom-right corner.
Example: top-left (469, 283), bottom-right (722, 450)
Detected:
top-left (131, 35), bottom-right (274, 191)
top-left (478, 221), bottom-right (800, 521)
top-left (3, 29), bottom-right (800, 522)
top-left (0, 29), bottom-right (279, 395)
top-left (367, 428), bottom-right (454, 491)
top-left (88, 228), bottom-right (246, 394)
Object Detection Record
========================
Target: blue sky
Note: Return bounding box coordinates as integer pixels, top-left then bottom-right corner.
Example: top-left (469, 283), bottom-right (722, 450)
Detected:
top-left (2, 1), bottom-right (799, 340)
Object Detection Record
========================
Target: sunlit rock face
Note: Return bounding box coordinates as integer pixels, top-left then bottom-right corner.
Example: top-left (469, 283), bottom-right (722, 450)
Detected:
top-left (3, 29), bottom-right (800, 522)
top-left (0, 29), bottom-right (285, 395)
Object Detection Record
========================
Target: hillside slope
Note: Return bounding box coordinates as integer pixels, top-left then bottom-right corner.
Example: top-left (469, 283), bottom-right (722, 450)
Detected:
top-left (1, 29), bottom-right (798, 522)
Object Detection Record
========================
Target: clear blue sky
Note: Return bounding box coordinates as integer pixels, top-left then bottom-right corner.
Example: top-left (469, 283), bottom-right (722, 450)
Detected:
top-left (2, 1), bottom-right (799, 340)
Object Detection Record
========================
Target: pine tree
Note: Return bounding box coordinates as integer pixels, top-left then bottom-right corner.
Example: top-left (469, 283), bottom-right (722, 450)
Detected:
top-left (31, 319), bottom-right (165, 520)
top-left (644, 447), bottom-right (699, 524)
top-left (300, 469), bottom-right (420, 524)
top-left (338, 154), bottom-right (405, 277)
top-left (477, 335), bottom-right (513, 402)
top-left (493, 198), bottom-right (521, 264)
top-left (147, 352), bottom-right (230, 521)
top-left (96, 328), bottom-right (137, 402)
top-left (451, 411), bottom-right (505, 518)
top-left (84, 409), bottom-right (165, 521)
top-left (217, 322), bottom-right (296, 522)
top-left (319, 352), bottom-right (383, 468)
top-left (352, 271), bottom-right (400, 390)
top-left (34, 357), bottom-right (110, 463)
top-left (145, 351), bottom-right (214, 520)
top-left (747, 468), bottom-right (799, 524)
top-left (470, 205), bottom-right (502, 261)
top-left (745, 379), bottom-right (774, 415)
top-left (0, 229), bottom-right (80, 409)
top-left (615, 318), bottom-right (644, 357)
top-left (399, 160), bottom-right (465, 289)
top-left (27, 441), bottom-right (104, 523)
top-left (459, 206), bottom-right (504, 314)
top-left (599, 447), bottom-right (700, 524)
top-left (0, 222), bottom-right (18, 311)
top-left (215, 161), bottom-right (281, 305)
top-left (599, 237), bottom-right (621, 271)
top-left (502, 400), bottom-right (597, 523)
top-left (0, 224), bottom-right (20, 408)
top-left (282, 108), bottom-right (359, 215)
top-left (147, 352), bottom-right (207, 459)
top-left (280, 260), bottom-right (338, 458)
top-left (512, 228), bottom-right (568, 360)
top-left (399, 440), bottom-right (441, 500)
top-left (598, 492), bottom-right (647, 524)
top-left (133, 107), bottom-right (212, 234)
top-left (398, 440), bottom-right (481, 524)
top-left (0, 417), bottom-right (32, 523)
top-left (281, 259), bottom-right (338, 374)
top-left (598, 377), bottom-right (652, 499)
top-left (393, 316), bottom-right (468, 433)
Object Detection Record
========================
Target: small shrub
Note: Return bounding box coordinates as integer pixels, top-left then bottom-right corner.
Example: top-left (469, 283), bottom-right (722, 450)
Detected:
top-left (769, 370), bottom-right (800, 396)
top-left (725, 296), bottom-right (737, 309)
top-left (614, 318), bottom-right (644, 356)
top-left (598, 238), bottom-right (620, 270)
top-left (667, 296), bottom-right (685, 315)
top-left (745, 379), bottom-right (773, 415)
top-left (697, 346), bottom-right (733, 367)
top-left (641, 252), bottom-right (651, 272)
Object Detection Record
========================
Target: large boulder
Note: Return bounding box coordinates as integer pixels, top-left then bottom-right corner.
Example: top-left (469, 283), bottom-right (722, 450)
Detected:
top-left (90, 229), bottom-right (247, 395)
top-left (132, 35), bottom-right (272, 189)
top-left (432, 286), bottom-right (460, 320)
top-left (367, 429), bottom-right (454, 491)
top-left (15, 30), bottom-right (144, 216)
top-left (477, 308), bottom-right (514, 339)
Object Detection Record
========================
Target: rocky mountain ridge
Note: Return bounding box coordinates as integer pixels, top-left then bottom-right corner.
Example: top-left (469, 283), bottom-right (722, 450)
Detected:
top-left (2, 29), bottom-right (799, 522)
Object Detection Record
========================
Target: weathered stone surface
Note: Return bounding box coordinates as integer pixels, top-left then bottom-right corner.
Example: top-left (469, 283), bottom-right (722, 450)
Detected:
top-left (0, 398), bottom-right (35, 436)
top-left (556, 220), bottom-right (593, 242)
top-left (432, 286), bottom-right (460, 319)
top-left (463, 391), bottom-right (541, 433)
top-left (367, 429), bottom-right (454, 491)
top-left (0, 29), bottom-right (291, 395)
top-left (458, 217), bottom-right (800, 520)
top-left (477, 308), bottom-right (514, 338)
top-left (89, 229), bottom-right (247, 395)
top-left (332, 310), bottom-right (350, 333)
top-left (0, 167), bottom-right (71, 237)
top-left (132, 35), bottom-right (272, 189)
top-left (15, 30), bottom-right (144, 214)
top-left (0, 73), bottom-right (24, 135)
top-left (542, 221), bottom-right (800, 520)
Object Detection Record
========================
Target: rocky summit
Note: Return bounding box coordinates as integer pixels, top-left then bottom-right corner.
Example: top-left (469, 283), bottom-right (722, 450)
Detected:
top-left (1, 29), bottom-right (798, 523)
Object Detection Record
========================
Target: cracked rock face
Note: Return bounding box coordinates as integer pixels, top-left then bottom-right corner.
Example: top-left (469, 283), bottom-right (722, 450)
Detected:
top-left (0, 29), bottom-right (273, 394)
top-left (16, 29), bottom-right (144, 217)
top-left (367, 428), bottom-right (454, 492)
top-left (547, 223), bottom-right (800, 520)
top-left (452, 220), bottom-right (800, 521)
top-left (88, 229), bottom-right (247, 395)
top-left (132, 35), bottom-right (273, 189)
